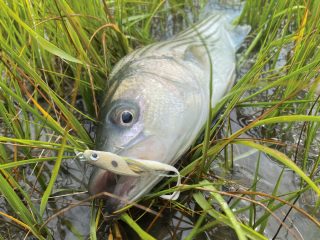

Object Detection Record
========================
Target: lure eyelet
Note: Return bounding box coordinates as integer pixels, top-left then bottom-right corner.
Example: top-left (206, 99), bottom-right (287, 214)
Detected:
top-left (90, 152), bottom-right (99, 161)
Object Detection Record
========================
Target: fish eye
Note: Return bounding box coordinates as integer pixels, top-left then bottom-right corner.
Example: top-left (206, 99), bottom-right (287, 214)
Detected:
top-left (121, 111), bottom-right (133, 124)
top-left (90, 152), bottom-right (99, 161)
top-left (108, 101), bottom-right (138, 127)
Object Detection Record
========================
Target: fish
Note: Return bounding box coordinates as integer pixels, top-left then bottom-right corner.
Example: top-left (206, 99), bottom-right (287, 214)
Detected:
top-left (88, 3), bottom-right (250, 213)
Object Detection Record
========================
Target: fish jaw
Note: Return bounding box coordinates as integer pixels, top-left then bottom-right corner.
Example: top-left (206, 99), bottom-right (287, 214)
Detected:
top-left (104, 175), bottom-right (140, 214)
top-left (88, 168), bottom-right (117, 196)
top-left (88, 168), bottom-right (126, 214)
top-left (88, 168), bottom-right (140, 213)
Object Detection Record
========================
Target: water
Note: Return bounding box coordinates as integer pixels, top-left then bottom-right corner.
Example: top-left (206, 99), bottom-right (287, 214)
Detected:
top-left (220, 118), bottom-right (319, 240)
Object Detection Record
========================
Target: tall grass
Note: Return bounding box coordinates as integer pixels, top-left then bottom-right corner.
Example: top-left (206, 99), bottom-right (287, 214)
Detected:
top-left (0, 0), bottom-right (319, 239)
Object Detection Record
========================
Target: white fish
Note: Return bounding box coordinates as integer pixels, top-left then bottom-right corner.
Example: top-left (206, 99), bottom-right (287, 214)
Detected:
top-left (88, 5), bottom-right (250, 213)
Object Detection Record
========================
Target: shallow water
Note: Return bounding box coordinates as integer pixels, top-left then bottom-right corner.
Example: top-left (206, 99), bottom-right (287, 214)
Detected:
top-left (221, 117), bottom-right (319, 240)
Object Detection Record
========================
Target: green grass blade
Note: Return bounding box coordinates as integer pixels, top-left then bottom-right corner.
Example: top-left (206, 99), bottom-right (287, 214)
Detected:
top-left (0, 0), bottom-right (82, 64)
top-left (120, 213), bottom-right (156, 240)
top-left (40, 133), bottom-right (68, 216)
top-left (193, 192), bottom-right (267, 240)
top-left (234, 140), bottom-right (320, 196)
top-left (0, 156), bottom-right (70, 170)
top-left (89, 201), bottom-right (98, 240)
top-left (200, 180), bottom-right (247, 240)
top-left (251, 115), bottom-right (320, 127)
top-left (0, 173), bottom-right (45, 239)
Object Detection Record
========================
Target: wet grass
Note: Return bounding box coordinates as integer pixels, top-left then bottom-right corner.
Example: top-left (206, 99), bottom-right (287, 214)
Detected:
top-left (0, 0), bottom-right (319, 239)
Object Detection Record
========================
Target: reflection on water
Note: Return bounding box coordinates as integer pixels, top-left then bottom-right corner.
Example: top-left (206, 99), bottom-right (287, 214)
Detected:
top-left (221, 115), bottom-right (319, 240)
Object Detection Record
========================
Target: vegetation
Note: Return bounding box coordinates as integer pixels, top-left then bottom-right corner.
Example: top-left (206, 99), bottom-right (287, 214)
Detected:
top-left (0, 0), bottom-right (319, 239)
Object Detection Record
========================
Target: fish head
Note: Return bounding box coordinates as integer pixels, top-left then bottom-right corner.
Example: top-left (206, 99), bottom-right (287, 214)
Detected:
top-left (96, 78), bottom-right (177, 160)
top-left (89, 61), bottom-right (187, 212)
top-left (89, 55), bottom-right (206, 213)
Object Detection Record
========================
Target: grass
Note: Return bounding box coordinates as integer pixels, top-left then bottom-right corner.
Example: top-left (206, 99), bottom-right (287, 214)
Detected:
top-left (0, 0), bottom-right (319, 239)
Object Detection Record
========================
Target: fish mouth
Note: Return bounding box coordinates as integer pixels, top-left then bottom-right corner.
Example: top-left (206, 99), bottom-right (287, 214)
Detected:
top-left (88, 168), bottom-right (139, 214)
top-left (88, 135), bottom-right (168, 214)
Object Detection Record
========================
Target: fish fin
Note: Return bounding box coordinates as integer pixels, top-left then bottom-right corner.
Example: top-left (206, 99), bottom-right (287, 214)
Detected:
top-left (183, 45), bottom-right (209, 67)
top-left (199, 0), bottom-right (251, 50)
top-left (226, 24), bottom-right (251, 50)
top-left (175, 1), bottom-right (250, 51)
top-left (201, 0), bottom-right (245, 21)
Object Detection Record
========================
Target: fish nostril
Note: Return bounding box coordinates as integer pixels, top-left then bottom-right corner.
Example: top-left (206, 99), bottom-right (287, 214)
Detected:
top-left (111, 160), bottom-right (118, 168)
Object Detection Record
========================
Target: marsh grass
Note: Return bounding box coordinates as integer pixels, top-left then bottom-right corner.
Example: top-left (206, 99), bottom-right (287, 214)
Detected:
top-left (0, 0), bottom-right (319, 239)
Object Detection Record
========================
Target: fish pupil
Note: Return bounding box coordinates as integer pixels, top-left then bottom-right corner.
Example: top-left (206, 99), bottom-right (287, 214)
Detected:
top-left (121, 111), bottom-right (133, 124)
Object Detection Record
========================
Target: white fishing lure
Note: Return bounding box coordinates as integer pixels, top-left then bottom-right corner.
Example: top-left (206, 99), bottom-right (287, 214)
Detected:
top-left (79, 150), bottom-right (181, 200)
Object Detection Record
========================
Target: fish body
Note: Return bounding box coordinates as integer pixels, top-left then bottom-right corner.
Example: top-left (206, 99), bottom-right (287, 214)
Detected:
top-left (89, 7), bottom-right (250, 213)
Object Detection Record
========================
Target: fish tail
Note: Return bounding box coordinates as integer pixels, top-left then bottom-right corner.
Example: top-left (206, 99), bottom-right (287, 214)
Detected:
top-left (201, 0), bottom-right (251, 50)
top-left (202, 0), bottom-right (245, 21)
top-left (226, 23), bottom-right (251, 50)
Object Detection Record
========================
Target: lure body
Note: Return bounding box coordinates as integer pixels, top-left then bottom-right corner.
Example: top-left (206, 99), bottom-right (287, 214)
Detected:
top-left (83, 150), bottom-right (139, 176)
top-left (83, 150), bottom-right (181, 200)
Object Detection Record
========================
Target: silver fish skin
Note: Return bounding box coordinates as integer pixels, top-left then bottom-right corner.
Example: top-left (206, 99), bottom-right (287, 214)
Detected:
top-left (89, 9), bottom-right (250, 213)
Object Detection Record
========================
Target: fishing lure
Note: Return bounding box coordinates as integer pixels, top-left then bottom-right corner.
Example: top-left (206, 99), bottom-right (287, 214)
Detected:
top-left (77, 150), bottom-right (181, 200)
